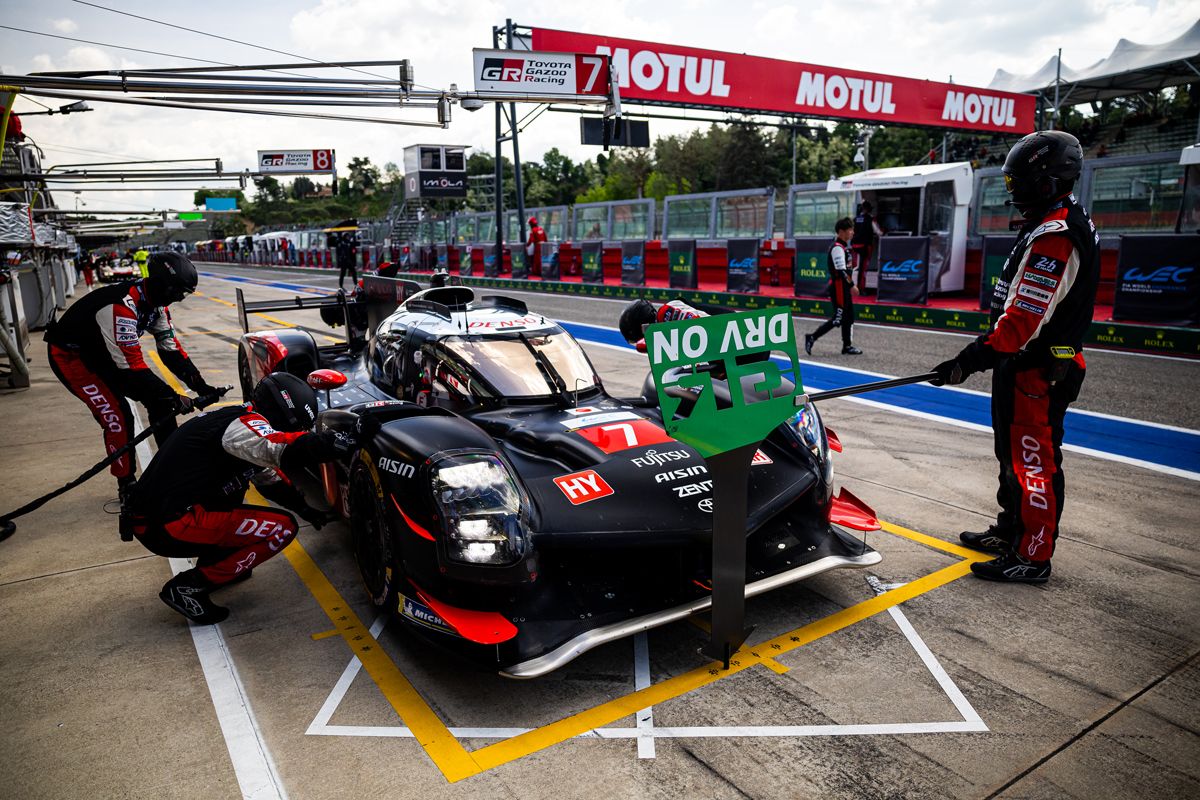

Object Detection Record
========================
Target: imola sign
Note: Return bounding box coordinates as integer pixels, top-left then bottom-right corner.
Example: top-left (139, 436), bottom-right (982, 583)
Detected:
top-left (532, 28), bottom-right (1034, 133)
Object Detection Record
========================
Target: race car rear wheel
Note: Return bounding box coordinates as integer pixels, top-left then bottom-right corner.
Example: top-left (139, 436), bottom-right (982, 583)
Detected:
top-left (348, 462), bottom-right (400, 612)
top-left (238, 348), bottom-right (255, 402)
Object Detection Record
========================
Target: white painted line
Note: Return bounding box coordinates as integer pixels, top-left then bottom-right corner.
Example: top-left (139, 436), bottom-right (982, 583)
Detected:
top-left (887, 606), bottom-right (985, 727)
top-left (134, 415), bottom-right (288, 800)
top-left (305, 615), bottom-right (387, 736)
top-left (633, 632), bottom-right (656, 759)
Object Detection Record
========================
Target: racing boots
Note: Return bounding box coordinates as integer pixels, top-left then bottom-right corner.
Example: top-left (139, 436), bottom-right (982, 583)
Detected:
top-left (159, 569), bottom-right (229, 625)
top-left (842, 345), bottom-right (863, 355)
top-left (804, 334), bottom-right (815, 356)
top-left (117, 478), bottom-right (139, 542)
top-left (971, 552), bottom-right (1052, 584)
top-left (959, 525), bottom-right (1012, 554)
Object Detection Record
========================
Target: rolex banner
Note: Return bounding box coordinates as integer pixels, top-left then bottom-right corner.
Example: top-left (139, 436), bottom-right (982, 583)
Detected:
top-left (726, 238), bottom-right (759, 294)
top-left (980, 235), bottom-right (1016, 310)
top-left (1113, 234), bottom-right (1200, 324)
top-left (793, 236), bottom-right (831, 297)
top-left (581, 241), bottom-right (604, 283)
top-left (668, 239), bottom-right (697, 289)
top-left (876, 236), bottom-right (929, 305)
top-left (508, 245), bottom-right (527, 279)
top-left (621, 240), bottom-right (646, 286)
top-left (480, 243), bottom-right (499, 277)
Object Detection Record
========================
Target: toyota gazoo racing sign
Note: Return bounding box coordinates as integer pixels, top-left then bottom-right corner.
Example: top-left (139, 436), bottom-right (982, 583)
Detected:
top-left (530, 29), bottom-right (1034, 133)
top-left (473, 49), bottom-right (610, 97)
top-left (256, 149), bottom-right (335, 174)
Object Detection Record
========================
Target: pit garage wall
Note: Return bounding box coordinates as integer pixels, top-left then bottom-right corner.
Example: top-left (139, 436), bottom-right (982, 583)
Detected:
top-left (390, 271), bottom-right (1200, 358)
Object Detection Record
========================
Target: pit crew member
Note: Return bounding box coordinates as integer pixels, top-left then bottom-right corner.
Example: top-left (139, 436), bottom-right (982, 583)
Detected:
top-left (931, 130), bottom-right (1098, 584)
top-left (805, 217), bottom-right (862, 356)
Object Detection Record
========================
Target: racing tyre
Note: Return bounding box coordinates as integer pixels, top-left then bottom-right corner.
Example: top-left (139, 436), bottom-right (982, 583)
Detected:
top-left (348, 461), bottom-right (401, 612)
top-left (238, 348), bottom-right (255, 402)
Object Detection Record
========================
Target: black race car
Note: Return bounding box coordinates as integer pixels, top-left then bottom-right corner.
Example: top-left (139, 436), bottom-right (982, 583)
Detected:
top-left (235, 277), bottom-right (880, 678)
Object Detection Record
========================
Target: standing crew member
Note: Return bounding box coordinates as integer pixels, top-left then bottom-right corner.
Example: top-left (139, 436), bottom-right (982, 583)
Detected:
top-left (336, 233), bottom-right (358, 289)
top-left (44, 251), bottom-right (218, 503)
top-left (805, 217), bottom-right (862, 356)
top-left (931, 130), bottom-right (1098, 584)
top-left (127, 373), bottom-right (352, 624)
top-left (78, 250), bottom-right (95, 291)
top-left (851, 201), bottom-right (881, 291)
top-left (133, 246), bottom-right (150, 278)
top-left (526, 216), bottom-right (547, 273)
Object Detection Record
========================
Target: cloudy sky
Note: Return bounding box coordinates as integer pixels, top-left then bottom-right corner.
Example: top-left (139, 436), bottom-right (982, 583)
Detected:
top-left (1, 0), bottom-right (1195, 213)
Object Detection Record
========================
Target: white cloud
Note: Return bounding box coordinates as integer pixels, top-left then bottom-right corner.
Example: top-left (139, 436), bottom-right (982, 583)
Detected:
top-left (49, 18), bottom-right (79, 34)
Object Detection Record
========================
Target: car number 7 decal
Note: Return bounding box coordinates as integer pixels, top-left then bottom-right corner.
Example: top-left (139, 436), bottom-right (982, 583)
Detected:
top-left (574, 419), bottom-right (675, 453)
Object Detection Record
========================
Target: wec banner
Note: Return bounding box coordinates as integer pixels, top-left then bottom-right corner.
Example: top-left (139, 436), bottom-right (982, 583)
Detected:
top-left (1113, 235), bottom-right (1200, 324)
top-left (530, 29), bottom-right (1034, 133)
top-left (473, 49), bottom-right (610, 96)
top-left (876, 237), bottom-right (930, 305)
top-left (257, 149), bottom-right (334, 174)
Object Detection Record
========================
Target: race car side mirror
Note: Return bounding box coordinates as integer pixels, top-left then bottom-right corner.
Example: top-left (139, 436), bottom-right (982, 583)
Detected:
top-left (307, 369), bottom-right (348, 391)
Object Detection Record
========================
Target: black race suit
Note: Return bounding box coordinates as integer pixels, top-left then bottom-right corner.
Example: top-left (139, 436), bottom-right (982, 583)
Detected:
top-left (128, 405), bottom-right (333, 585)
top-left (957, 194), bottom-right (1099, 561)
top-left (43, 280), bottom-right (206, 480)
top-left (809, 238), bottom-right (855, 348)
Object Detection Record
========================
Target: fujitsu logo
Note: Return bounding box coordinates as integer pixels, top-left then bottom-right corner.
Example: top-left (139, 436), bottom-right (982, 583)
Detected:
top-left (597, 46), bottom-right (730, 98)
top-left (795, 72), bottom-right (896, 114)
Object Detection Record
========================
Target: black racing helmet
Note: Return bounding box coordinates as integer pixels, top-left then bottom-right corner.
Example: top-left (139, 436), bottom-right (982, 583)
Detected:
top-left (252, 372), bottom-right (318, 432)
top-left (145, 251), bottom-right (198, 304)
top-left (618, 298), bottom-right (657, 345)
top-left (1002, 130), bottom-right (1083, 218)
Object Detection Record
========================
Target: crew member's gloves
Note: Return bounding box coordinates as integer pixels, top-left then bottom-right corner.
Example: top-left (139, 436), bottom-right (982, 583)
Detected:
top-left (297, 504), bottom-right (336, 530)
top-left (173, 394), bottom-right (195, 414)
top-left (931, 358), bottom-right (966, 386)
top-left (194, 382), bottom-right (227, 401)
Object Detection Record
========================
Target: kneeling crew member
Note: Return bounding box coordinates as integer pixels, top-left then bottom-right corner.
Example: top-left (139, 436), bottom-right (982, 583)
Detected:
top-left (619, 298), bottom-right (708, 350)
top-left (44, 252), bottom-right (217, 499)
top-left (127, 372), bottom-right (351, 624)
top-left (805, 217), bottom-right (861, 356)
top-left (931, 130), bottom-right (1098, 584)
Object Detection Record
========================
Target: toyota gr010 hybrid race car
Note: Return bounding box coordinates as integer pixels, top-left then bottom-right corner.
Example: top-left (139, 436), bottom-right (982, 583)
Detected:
top-left (235, 277), bottom-right (881, 678)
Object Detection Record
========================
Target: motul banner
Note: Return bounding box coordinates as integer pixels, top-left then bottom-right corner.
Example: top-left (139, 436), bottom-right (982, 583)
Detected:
top-left (530, 29), bottom-right (1034, 133)
top-left (473, 49), bottom-right (610, 96)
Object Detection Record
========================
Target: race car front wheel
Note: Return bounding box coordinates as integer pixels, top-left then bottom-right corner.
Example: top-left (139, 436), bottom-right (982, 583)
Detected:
top-left (348, 462), bottom-right (400, 612)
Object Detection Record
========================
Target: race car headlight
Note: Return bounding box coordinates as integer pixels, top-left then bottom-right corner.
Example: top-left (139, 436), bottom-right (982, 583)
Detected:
top-left (431, 453), bottom-right (528, 566)
top-left (788, 401), bottom-right (828, 462)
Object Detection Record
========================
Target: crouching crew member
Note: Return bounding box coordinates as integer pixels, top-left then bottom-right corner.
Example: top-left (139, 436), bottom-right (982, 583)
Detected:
top-left (618, 298), bottom-right (708, 350)
top-left (931, 130), bottom-right (1098, 584)
top-left (44, 252), bottom-right (218, 501)
top-left (126, 373), bottom-right (352, 624)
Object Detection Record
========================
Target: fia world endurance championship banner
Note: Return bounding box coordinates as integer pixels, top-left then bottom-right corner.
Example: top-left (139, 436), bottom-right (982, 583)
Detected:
top-left (793, 236), bottom-right (831, 297)
top-left (726, 238), bottom-right (759, 294)
top-left (480, 244), bottom-right (499, 277)
top-left (876, 236), bottom-right (930, 305)
top-left (621, 240), bottom-right (646, 286)
top-left (1113, 235), bottom-right (1200, 325)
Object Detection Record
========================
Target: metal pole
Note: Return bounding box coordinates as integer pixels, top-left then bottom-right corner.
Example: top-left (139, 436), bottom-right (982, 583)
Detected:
top-left (507, 19), bottom-right (527, 248)
top-left (1051, 48), bottom-right (1061, 131)
top-left (493, 26), bottom-right (504, 264)
top-left (791, 124), bottom-right (797, 186)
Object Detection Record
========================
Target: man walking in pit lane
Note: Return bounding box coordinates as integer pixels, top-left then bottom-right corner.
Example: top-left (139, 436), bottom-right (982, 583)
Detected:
top-left (125, 372), bottom-right (357, 624)
top-left (805, 217), bottom-right (862, 356)
top-left (336, 232), bottom-right (358, 289)
top-left (43, 251), bottom-right (220, 510)
top-left (931, 130), bottom-right (1098, 584)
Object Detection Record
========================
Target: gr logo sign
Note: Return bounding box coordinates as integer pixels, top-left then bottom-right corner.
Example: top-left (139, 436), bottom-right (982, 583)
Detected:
top-left (481, 58), bottom-right (524, 82)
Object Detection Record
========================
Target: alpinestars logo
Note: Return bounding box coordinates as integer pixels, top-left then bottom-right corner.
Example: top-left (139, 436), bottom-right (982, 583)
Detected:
top-left (1026, 526), bottom-right (1046, 558)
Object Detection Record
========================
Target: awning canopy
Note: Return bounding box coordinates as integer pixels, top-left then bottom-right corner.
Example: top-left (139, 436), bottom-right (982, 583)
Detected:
top-left (1182, 144), bottom-right (1200, 166)
top-left (826, 161), bottom-right (974, 204)
top-left (988, 19), bottom-right (1200, 104)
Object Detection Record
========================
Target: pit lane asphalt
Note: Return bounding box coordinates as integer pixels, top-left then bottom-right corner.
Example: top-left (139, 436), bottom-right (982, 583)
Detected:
top-left (1, 266), bottom-right (1196, 799)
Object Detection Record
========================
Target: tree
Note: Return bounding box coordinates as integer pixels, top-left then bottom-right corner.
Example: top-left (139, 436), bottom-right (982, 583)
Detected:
top-left (346, 156), bottom-right (381, 194)
top-left (253, 176), bottom-right (286, 204)
top-left (290, 176), bottom-right (316, 200)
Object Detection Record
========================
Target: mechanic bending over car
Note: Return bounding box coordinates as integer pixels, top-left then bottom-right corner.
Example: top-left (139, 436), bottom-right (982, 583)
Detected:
top-left (124, 373), bottom-right (360, 625)
top-left (619, 297), bottom-right (709, 349)
top-left (931, 130), bottom-right (1098, 585)
top-left (43, 252), bottom-right (221, 507)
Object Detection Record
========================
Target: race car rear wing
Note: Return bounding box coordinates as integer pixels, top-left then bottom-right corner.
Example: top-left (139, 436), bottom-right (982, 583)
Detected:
top-left (235, 276), bottom-right (423, 342)
top-left (235, 286), bottom-right (351, 335)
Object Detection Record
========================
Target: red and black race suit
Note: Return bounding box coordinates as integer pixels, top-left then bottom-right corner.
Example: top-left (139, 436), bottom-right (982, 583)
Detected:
top-left (44, 281), bottom-right (204, 474)
top-left (129, 405), bottom-right (315, 585)
top-left (810, 238), bottom-right (855, 347)
top-left (969, 195), bottom-right (1099, 560)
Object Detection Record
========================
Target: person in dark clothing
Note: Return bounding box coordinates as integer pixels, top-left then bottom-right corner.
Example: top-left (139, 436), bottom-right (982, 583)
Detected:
top-left (851, 201), bottom-right (880, 290)
top-left (128, 372), bottom-right (354, 624)
top-left (805, 217), bottom-right (862, 356)
top-left (44, 252), bottom-right (217, 502)
top-left (932, 130), bottom-right (1098, 584)
top-left (336, 233), bottom-right (358, 289)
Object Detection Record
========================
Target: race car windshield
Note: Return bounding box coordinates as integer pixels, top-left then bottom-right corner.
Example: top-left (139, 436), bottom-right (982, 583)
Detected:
top-left (444, 332), bottom-right (597, 398)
